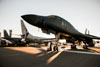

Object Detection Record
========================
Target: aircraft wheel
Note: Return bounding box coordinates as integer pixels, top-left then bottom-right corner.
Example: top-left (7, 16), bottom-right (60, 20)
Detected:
top-left (53, 46), bottom-right (58, 51)
top-left (83, 45), bottom-right (88, 49)
top-left (53, 46), bottom-right (56, 51)
top-left (71, 45), bottom-right (76, 49)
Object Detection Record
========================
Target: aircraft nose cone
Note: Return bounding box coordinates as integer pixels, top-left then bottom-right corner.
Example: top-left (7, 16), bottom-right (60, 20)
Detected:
top-left (21, 14), bottom-right (39, 26)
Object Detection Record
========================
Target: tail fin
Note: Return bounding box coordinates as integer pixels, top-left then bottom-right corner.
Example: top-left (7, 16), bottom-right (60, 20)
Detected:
top-left (85, 28), bottom-right (87, 34)
top-left (85, 28), bottom-right (90, 35)
top-left (4, 30), bottom-right (10, 38)
top-left (88, 30), bottom-right (90, 35)
top-left (21, 20), bottom-right (29, 39)
top-left (21, 20), bottom-right (29, 35)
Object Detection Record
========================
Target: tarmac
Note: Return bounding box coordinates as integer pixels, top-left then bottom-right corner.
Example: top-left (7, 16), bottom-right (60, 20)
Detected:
top-left (0, 46), bottom-right (100, 67)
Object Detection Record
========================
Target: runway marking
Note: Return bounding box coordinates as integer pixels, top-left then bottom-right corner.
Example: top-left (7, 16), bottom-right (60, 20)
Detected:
top-left (65, 50), bottom-right (100, 55)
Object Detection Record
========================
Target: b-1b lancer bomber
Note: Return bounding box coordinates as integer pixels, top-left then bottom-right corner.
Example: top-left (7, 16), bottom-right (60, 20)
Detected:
top-left (21, 14), bottom-right (100, 50)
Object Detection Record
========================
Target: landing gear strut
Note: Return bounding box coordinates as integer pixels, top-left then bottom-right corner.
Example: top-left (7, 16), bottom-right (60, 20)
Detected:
top-left (53, 33), bottom-right (61, 51)
top-left (47, 42), bottom-right (52, 51)
top-left (83, 41), bottom-right (88, 49)
top-left (47, 33), bottom-right (60, 51)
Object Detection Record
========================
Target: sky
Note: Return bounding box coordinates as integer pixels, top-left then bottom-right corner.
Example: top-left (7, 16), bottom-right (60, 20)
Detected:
top-left (0, 0), bottom-right (100, 38)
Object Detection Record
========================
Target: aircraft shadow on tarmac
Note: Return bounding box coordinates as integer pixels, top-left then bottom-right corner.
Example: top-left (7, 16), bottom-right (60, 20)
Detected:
top-left (0, 47), bottom-right (100, 67)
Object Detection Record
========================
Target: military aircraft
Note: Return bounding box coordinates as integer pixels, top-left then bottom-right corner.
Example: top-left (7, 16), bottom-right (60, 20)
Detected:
top-left (20, 20), bottom-right (54, 45)
top-left (21, 14), bottom-right (100, 50)
top-left (1, 20), bottom-right (54, 47)
top-left (3, 30), bottom-right (25, 46)
top-left (0, 32), bottom-right (12, 46)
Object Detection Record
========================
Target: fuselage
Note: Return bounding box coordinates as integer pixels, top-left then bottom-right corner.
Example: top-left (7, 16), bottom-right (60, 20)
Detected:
top-left (21, 14), bottom-right (88, 39)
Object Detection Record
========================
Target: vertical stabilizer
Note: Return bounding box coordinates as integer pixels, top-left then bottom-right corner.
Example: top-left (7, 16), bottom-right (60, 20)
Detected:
top-left (9, 30), bottom-right (12, 38)
top-left (4, 30), bottom-right (10, 38)
top-left (85, 28), bottom-right (90, 35)
top-left (85, 28), bottom-right (87, 34)
top-left (21, 20), bottom-right (29, 35)
top-left (21, 20), bottom-right (29, 40)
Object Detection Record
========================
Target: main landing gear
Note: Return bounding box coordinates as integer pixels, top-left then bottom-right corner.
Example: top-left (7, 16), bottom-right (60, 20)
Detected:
top-left (83, 41), bottom-right (88, 49)
top-left (53, 44), bottom-right (58, 51)
top-left (83, 45), bottom-right (88, 49)
top-left (47, 33), bottom-right (60, 51)
top-left (71, 43), bottom-right (76, 49)
top-left (47, 42), bottom-right (59, 51)
top-left (71, 45), bottom-right (76, 49)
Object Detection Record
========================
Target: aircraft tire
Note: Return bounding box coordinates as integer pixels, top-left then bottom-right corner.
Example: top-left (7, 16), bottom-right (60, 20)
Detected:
top-left (83, 45), bottom-right (88, 49)
top-left (53, 46), bottom-right (58, 51)
top-left (71, 45), bottom-right (76, 49)
top-left (53, 46), bottom-right (56, 51)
